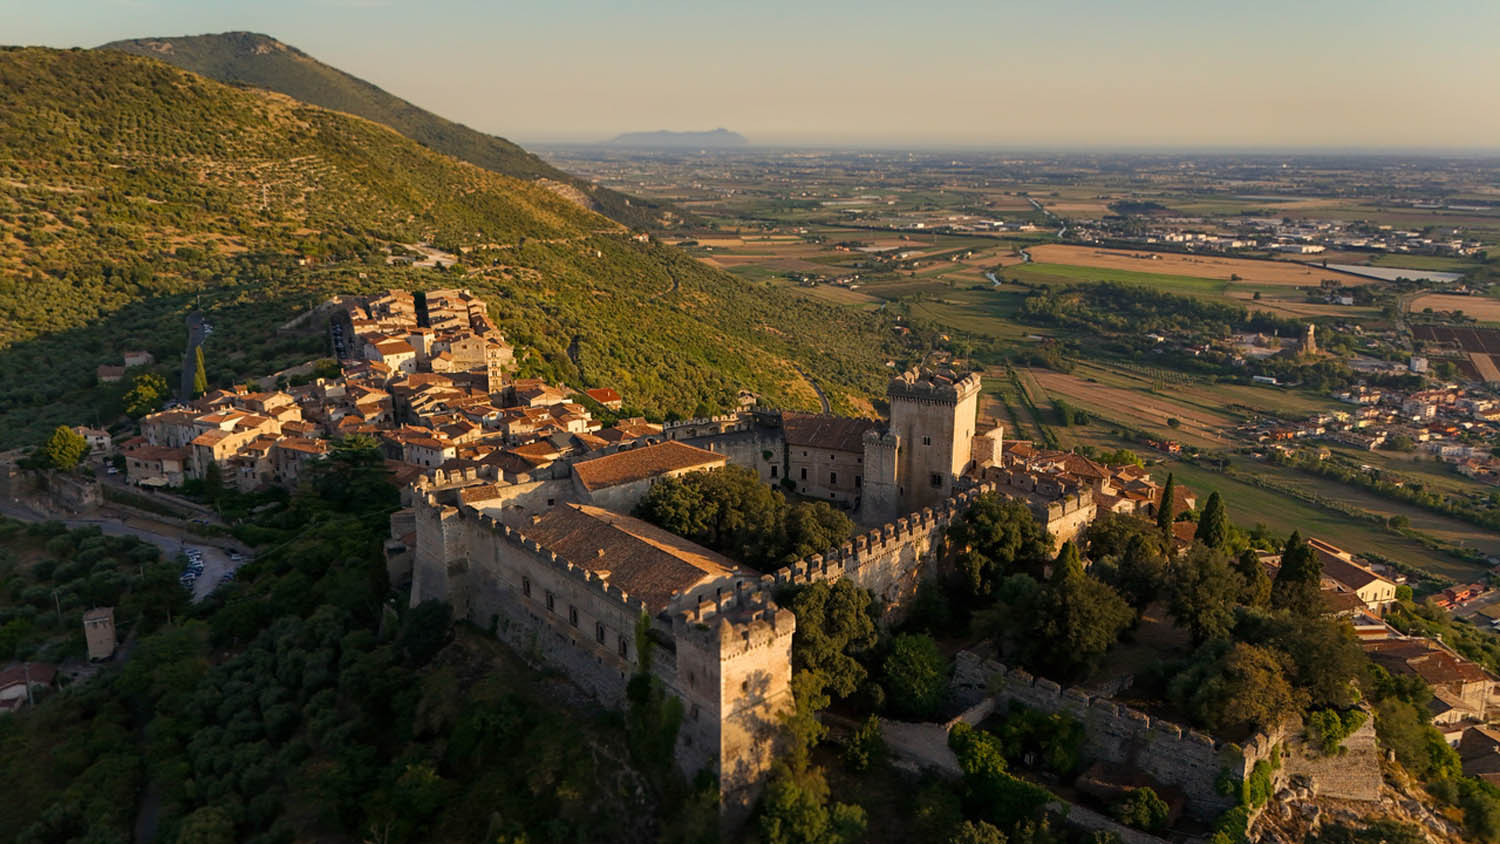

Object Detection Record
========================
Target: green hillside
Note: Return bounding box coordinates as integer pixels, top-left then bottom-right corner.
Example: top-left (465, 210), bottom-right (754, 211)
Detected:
top-left (0, 47), bottom-right (907, 447)
top-left (98, 31), bottom-right (689, 230)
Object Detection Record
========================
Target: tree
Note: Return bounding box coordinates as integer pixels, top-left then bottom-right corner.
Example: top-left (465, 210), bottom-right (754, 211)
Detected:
top-left (40, 424), bottom-right (88, 470)
top-left (947, 493), bottom-right (1051, 597)
top-left (1169, 641), bottom-right (1298, 733)
top-left (1167, 545), bottom-right (1244, 644)
top-left (192, 344), bottom-right (208, 396)
top-left (841, 715), bottom-right (885, 773)
top-left (397, 600), bottom-right (452, 666)
top-left (789, 580), bottom-right (878, 700)
top-left (1051, 541), bottom-right (1084, 583)
top-left (949, 820), bottom-right (1007, 844)
top-left (123, 372), bottom-right (169, 418)
top-left (175, 806), bottom-right (237, 844)
top-left (1155, 474), bottom-right (1176, 536)
top-left (882, 633), bottom-right (949, 719)
top-left (1194, 491), bottom-right (1229, 549)
top-left (1019, 561), bottom-right (1134, 680)
top-left (758, 768), bottom-right (868, 844)
top-left (1113, 786), bottom-right (1169, 833)
top-left (1271, 531), bottom-right (1323, 616)
top-left (1236, 549), bottom-right (1272, 608)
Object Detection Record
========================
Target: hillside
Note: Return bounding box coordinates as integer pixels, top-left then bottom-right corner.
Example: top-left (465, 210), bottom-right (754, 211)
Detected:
top-left (608, 128), bottom-right (748, 148)
top-left (97, 32), bottom-right (689, 230)
top-left (0, 47), bottom-right (908, 447)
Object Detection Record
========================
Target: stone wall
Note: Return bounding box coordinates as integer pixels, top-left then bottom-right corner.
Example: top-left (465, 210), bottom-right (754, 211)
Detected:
top-left (770, 484), bottom-right (994, 611)
top-left (952, 651), bottom-right (1244, 821)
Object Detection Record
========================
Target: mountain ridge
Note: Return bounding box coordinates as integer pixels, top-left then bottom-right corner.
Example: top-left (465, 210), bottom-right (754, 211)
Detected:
top-left (0, 47), bottom-right (905, 446)
top-left (608, 128), bottom-right (748, 148)
top-left (97, 31), bottom-right (691, 229)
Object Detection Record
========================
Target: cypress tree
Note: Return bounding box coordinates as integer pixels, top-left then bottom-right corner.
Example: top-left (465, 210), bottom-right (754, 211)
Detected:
top-left (1237, 548), bottom-right (1272, 608)
top-left (1156, 473), bottom-right (1176, 535)
top-left (1271, 531), bottom-right (1323, 615)
top-left (1194, 491), bottom-right (1229, 549)
top-left (1052, 540), bottom-right (1085, 582)
top-left (192, 345), bottom-right (208, 396)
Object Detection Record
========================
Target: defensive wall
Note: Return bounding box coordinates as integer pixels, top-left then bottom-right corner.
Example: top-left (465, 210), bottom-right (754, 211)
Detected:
top-left (769, 483), bottom-right (994, 611)
top-left (409, 489), bottom-right (793, 809)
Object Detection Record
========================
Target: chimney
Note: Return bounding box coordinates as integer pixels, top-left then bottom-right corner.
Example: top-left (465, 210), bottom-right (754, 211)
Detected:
top-left (529, 513), bottom-right (542, 525)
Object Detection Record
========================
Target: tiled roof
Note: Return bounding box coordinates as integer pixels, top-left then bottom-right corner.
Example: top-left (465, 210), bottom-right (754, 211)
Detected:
top-left (520, 503), bottom-right (742, 611)
top-left (586, 388), bottom-right (623, 404)
top-left (783, 412), bottom-right (879, 453)
top-left (571, 441), bottom-right (725, 491)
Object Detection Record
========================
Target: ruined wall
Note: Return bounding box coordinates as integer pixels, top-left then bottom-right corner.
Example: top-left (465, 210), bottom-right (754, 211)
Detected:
top-left (771, 484), bottom-right (993, 611)
top-left (952, 651), bottom-right (1244, 821)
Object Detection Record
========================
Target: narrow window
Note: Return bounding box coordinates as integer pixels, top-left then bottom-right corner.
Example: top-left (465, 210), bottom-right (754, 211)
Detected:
top-left (596, 622), bottom-right (606, 644)
top-left (800, 467), bottom-right (807, 480)
top-left (829, 471), bottom-right (837, 485)
top-left (770, 465), bottom-right (778, 478)
top-left (568, 605), bottom-right (578, 627)
top-left (855, 476), bottom-right (862, 488)
top-left (931, 473), bottom-right (943, 488)
top-left (522, 576), bottom-right (531, 597)
top-left (618, 636), bottom-right (629, 658)
top-left (922, 436), bottom-right (932, 446)
top-left (545, 591), bottom-right (555, 612)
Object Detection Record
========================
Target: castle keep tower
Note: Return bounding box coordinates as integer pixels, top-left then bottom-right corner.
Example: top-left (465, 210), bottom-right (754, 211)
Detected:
top-left (884, 368), bottom-right (982, 515)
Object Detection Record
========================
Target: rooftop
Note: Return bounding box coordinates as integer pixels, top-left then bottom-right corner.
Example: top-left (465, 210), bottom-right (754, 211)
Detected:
top-left (571, 441), bottom-right (725, 491)
top-left (783, 412), bottom-right (879, 454)
top-left (520, 503), bottom-right (744, 611)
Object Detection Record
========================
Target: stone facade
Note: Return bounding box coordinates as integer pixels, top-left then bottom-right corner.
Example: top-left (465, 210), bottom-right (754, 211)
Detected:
top-left (409, 485), bottom-right (794, 809)
top-left (881, 369), bottom-right (982, 518)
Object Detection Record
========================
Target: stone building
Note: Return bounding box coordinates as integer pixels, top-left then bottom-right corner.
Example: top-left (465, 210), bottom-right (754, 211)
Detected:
top-left (409, 490), bottom-right (793, 811)
top-left (862, 368), bottom-right (983, 522)
top-left (782, 412), bottom-right (879, 506)
top-left (82, 607), bottom-right (116, 661)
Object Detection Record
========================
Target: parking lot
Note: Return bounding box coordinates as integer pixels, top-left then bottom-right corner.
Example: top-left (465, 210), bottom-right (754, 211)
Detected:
top-left (180, 544), bottom-right (249, 601)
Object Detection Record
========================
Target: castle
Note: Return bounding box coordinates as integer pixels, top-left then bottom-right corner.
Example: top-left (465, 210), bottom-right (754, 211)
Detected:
top-left (399, 367), bottom-right (1094, 808)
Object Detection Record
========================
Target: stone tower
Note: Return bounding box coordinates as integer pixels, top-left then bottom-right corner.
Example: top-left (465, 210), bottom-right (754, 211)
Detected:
top-left (885, 368), bottom-right (982, 514)
top-left (858, 429), bottom-right (901, 524)
top-left (1302, 323), bottom-right (1317, 356)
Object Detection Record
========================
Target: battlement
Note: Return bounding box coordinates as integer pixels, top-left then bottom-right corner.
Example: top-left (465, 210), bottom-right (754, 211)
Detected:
top-left (887, 367), bottom-right (983, 406)
top-left (862, 429), bottom-right (900, 449)
top-left (458, 502), bottom-right (653, 616)
top-left (673, 591), bottom-right (796, 659)
top-left (770, 482), bottom-right (993, 589)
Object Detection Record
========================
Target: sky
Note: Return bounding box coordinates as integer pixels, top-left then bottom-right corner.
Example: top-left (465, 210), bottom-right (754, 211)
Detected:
top-left (4, 0), bottom-right (1500, 149)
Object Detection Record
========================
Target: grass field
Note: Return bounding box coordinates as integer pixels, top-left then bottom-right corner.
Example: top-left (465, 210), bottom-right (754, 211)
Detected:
top-left (1148, 458), bottom-right (1489, 583)
top-left (1411, 293), bottom-right (1500, 322)
top-left (1026, 244), bottom-right (1372, 288)
top-left (1006, 262), bottom-right (1229, 298)
top-left (1021, 366), bottom-right (1236, 448)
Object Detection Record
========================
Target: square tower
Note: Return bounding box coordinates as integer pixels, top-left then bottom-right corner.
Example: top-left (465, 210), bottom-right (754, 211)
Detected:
top-left (886, 368), bottom-right (982, 513)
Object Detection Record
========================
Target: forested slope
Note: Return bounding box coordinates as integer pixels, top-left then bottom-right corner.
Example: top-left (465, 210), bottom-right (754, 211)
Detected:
top-left (0, 47), bottom-right (905, 446)
top-left (99, 31), bottom-right (688, 229)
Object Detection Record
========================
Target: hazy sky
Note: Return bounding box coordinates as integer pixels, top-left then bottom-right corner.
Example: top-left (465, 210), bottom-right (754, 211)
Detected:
top-left (5, 0), bottom-right (1499, 149)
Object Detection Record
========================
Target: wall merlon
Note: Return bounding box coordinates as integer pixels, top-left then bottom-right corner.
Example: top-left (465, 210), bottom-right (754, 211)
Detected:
top-left (1186, 730), bottom-right (1216, 748)
top-left (1090, 698), bottom-right (1119, 718)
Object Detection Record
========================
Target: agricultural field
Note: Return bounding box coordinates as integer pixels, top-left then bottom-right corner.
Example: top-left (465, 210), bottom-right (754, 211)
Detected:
top-left (1411, 293), bottom-right (1500, 322)
top-left (1025, 244), bottom-right (1371, 288)
top-left (1017, 365), bottom-right (1237, 448)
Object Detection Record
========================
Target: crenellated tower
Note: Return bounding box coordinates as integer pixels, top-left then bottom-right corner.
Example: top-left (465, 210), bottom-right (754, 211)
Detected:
top-left (885, 367), bottom-right (982, 514)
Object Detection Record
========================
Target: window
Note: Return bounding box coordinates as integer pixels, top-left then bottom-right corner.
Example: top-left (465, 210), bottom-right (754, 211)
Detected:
top-left (829, 471), bottom-right (837, 485)
top-left (522, 577), bottom-right (531, 597)
top-left (931, 473), bottom-right (943, 488)
top-left (770, 465), bottom-right (778, 478)
top-left (855, 476), bottom-right (862, 488)
top-left (800, 467), bottom-right (807, 481)
top-left (546, 498), bottom-right (555, 506)
top-left (689, 671), bottom-right (696, 689)
top-left (922, 435), bottom-right (932, 446)
top-left (568, 605), bottom-right (578, 627)
top-left (618, 636), bottom-right (629, 658)
top-left (741, 680), bottom-right (749, 692)
top-left (596, 622), bottom-right (606, 644)
top-left (545, 591), bottom-right (555, 612)
top-left (803, 450), bottom-right (808, 456)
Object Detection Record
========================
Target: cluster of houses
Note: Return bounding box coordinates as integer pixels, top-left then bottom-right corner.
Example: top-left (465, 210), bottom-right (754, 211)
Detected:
top-left (1073, 213), bottom-right (1483, 258)
top-left (115, 289), bottom-right (651, 493)
top-left (1, 607), bottom-right (115, 716)
top-left (95, 349), bottom-right (155, 384)
top-left (1236, 384), bottom-right (1500, 484)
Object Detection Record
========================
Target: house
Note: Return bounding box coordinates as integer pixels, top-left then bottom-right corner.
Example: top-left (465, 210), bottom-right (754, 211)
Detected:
top-left (73, 426), bottom-right (112, 454)
top-left (571, 440), bottom-right (727, 513)
top-left (1364, 639), bottom-right (1498, 722)
top-left (0, 663), bottom-right (57, 714)
top-left (585, 388), bottom-right (624, 410)
top-left (83, 607), bottom-right (116, 660)
top-left (783, 412), bottom-right (881, 505)
top-left (97, 365), bottom-right (126, 384)
top-left (1307, 538), bottom-right (1399, 613)
top-left (122, 350), bottom-right (155, 368)
top-left (124, 445), bottom-right (190, 488)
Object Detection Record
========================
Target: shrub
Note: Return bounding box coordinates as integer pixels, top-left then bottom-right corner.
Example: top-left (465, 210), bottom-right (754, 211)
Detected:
top-left (1112, 786), bottom-right (1169, 833)
top-left (841, 715), bottom-right (885, 773)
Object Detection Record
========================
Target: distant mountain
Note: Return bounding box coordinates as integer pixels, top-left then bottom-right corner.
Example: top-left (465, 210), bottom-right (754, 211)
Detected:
top-left (607, 129), bottom-right (748, 148)
top-left (98, 32), bottom-right (689, 229)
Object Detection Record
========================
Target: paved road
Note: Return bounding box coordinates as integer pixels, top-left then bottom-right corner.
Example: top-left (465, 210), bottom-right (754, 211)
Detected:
top-left (179, 310), bottom-right (208, 401)
top-left (792, 363), bottom-right (832, 414)
top-left (0, 499), bottom-right (243, 602)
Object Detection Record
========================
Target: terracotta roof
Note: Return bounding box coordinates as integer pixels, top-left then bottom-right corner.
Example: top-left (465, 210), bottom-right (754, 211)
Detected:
top-left (783, 412), bottom-right (879, 453)
top-left (0, 663), bottom-right (56, 690)
top-left (520, 503), bottom-right (742, 611)
top-left (275, 437), bottom-right (330, 455)
top-left (571, 441), bottom-right (725, 491)
top-left (586, 387), bottom-right (623, 404)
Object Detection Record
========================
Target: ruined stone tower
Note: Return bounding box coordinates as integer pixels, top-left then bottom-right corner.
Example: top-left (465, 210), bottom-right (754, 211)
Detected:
top-left (880, 367), bottom-right (982, 516)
